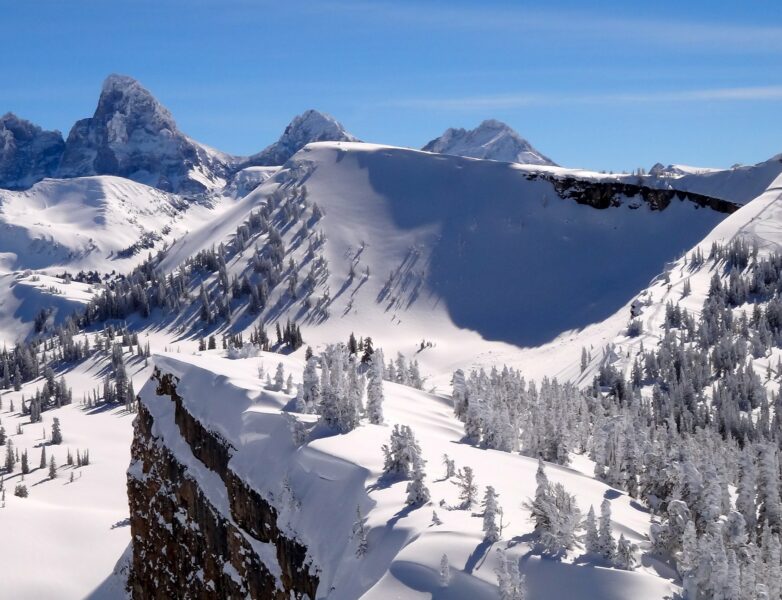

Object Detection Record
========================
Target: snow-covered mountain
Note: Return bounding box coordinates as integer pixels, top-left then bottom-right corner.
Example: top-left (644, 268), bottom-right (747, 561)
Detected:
top-left (4, 74), bottom-right (782, 600)
top-left (0, 113), bottom-right (64, 189)
top-left (423, 119), bottom-right (556, 166)
top-left (241, 109), bottom-right (358, 168)
top-left (57, 75), bottom-right (231, 194)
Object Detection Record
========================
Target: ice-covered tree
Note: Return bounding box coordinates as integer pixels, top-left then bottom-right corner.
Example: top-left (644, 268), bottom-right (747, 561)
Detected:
top-left (616, 534), bottom-right (637, 570)
top-left (366, 349), bottom-right (385, 425)
top-left (382, 425), bottom-right (422, 479)
top-left (274, 363), bottom-right (285, 391)
top-left (584, 505), bottom-right (599, 554)
top-left (455, 466), bottom-right (477, 509)
top-left (482, 485), bottom-right (502, 543)
top-left (495, 548), bottom-right (525, 600)
top-left (439, 554), bottom-right (450, 587)
top-left (598, 499), bottom-right (617, 560)
top-left (405, 456), bottom-right (430, 506)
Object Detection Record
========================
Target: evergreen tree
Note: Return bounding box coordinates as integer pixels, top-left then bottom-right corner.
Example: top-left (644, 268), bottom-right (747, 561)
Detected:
top-left (366, 349), bottom-right (385, 425)
top-left (455, 466), bottom-right (477, 509)
top-left (598, 499), bottom-right (617, 560)
top-left (616, 534), bottom-right (637, 570)
top-left (405, 455), bottom-right (430, 506)
top-left (352, 505), bottom-right (368, 557)
top-left (584, 505), bottom-right (599, 554)
top-left (50, 417), bottom-right (62, 445)
top-left (48, 456), bottom-right (56, 479)
top-left (439, 554), bottom-right (450, 587)
top-left (495, 548), bottom-right (526, 600)
top-left (482, 485), bottom-right (501, 542)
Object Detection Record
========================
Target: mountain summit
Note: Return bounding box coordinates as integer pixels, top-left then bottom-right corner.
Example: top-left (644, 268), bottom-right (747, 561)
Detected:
top-left (57, 74), bottom-right (229, 193)
top-left (0, 113), bottom-right (65, 189)
top-left (243, 109), bottom-right (358, 167)
top-left (422, 119), bottom-right (556, 166)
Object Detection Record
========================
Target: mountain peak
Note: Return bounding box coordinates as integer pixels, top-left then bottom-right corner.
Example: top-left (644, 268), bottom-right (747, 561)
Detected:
top-left (244, 109), bottom-right (358, 167)
top-left (0, 113), bottom-right (65, 189)
top-left (58, 75), bottom-right (227, 193)
top-left (422, 120), bottom-right (556, 166)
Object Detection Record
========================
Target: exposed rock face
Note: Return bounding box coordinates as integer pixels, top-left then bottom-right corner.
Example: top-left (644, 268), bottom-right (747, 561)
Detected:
top-left (242, 109), bottom-right (358, 167)
top-left (528, 171), bottom-right (740, 214)
top-left (58, 75), bottom-right (230, 194)
top-left (128, 369), bottom-right (318, 599)
top-left (423, 119), bottom-right (556, 166)
top-left (0, 113), bottom-right (64, 189)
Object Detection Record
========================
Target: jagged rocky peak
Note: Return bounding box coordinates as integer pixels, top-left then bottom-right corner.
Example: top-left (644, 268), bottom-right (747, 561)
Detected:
top-left (244, 109), bottom-right (358, 167)
top-left (422, 119), bottom-right (556, 166)
top-left (58, 74), bottom-right (229, 193)
top-left (0, 113), bottom-right (65, 189)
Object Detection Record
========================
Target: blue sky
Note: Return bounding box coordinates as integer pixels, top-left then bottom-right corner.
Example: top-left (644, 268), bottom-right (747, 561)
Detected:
top-left (3, 0), bottom-right (782, 171)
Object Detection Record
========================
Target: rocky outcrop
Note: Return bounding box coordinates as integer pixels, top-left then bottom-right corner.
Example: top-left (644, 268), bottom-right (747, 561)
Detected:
top-left (0, 113), bottom-right (64, 189)
top-left (128, 369), bottom-right (318, 599)
top-left (423, 119), bottom-right (556, 166)
top-left (527, 172), bottom-right (740, 214)
top-left (58, 75), bottom-right (231, 194)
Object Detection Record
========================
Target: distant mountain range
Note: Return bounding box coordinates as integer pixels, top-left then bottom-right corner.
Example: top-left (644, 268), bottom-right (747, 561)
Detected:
top-left (0, 75), bottom-right (566, 194)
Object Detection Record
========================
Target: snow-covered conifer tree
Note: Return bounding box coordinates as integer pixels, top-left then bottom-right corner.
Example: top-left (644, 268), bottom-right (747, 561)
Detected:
top-left (482, 485), bottom-right (501, 542)
top-left (405, 456), bottom-right (430, 506)
top-left (366, 349), bottom-right (385, 425)
top-left (439, 554), bottom-right (450, 587)
top-left (598, 499), bottom-right (616, 560)
top-left (495, 548), bottom-right (525, 600)
top-left (455, 466), bottom-right (477, 509)
top-left (616, 534), bottom-right (636, 570)
top-left (584, 505), bottom-right (599, 554)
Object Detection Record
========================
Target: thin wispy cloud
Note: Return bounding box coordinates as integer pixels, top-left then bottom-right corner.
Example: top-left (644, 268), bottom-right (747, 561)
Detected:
top-left (317, 0), bottom-right (782, 53)
top-left (387, 85), bottom-right (782, 111)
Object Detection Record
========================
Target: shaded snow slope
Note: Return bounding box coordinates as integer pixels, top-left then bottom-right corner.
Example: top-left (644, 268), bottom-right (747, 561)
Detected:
top-left (267, 143), bottom-right (722, 347)
top-left (0, 273), bottom-right (93, 345)
top-left (141, 352), bottom-right (677, 600)
top-left (423, 120), bottom-right (556, 166)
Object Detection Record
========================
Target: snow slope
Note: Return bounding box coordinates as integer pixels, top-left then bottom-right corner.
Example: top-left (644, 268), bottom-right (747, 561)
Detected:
top-left (0, 350), bottom-right (144, 599)
top-left (0, 175), bottom-right (221, 273)
top-left (140, 351), bottom-right (677, 600)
